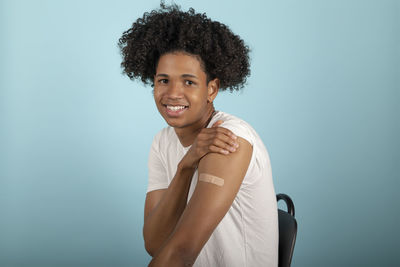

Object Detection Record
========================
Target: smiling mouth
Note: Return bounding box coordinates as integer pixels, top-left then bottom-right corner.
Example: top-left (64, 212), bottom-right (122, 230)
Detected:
top-left (163, 104), bottom-right (189, 117)
top-left (164, 105), bottom-right (189, 111)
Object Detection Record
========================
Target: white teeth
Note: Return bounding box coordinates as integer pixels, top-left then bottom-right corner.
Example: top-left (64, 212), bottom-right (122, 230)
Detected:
top-left (166, 105), bottom-right (186, 111)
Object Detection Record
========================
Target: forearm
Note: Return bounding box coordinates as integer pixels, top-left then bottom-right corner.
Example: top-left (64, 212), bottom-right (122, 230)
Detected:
top-left (143, 163), bottom-right (195, 256)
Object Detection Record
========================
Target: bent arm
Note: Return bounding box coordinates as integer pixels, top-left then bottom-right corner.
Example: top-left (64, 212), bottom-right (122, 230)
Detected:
top-left (148, 137), bottom-right (253, 266)
top-left (143, 163), bottom-right (196, 256)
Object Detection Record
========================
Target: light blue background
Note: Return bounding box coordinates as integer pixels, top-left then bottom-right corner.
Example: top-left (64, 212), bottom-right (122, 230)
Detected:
top-left (1, 0), bottom-right (399, 266)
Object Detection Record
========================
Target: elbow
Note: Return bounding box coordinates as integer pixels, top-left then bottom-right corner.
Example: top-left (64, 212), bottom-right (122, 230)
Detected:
top-left (143, 227), bottom-right (198, 264)
top-left (148, 245), bottom-right (197, 267)
top-left (167, 241), bottom-right (198, 266)
top-left (145, 241), bottom-right (156, 257)
top-left (143, 226), bottom-right (156, 257)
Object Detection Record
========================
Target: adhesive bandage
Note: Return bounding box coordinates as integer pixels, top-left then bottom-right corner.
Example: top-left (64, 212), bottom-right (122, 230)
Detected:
top-left (198, 173), bottom-right (224, 187)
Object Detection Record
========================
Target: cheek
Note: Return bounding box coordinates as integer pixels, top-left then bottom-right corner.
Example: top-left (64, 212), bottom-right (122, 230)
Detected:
top-left (153, 88), bottom-right (162, 100)
top-left (190, 95), bottom-right (207, 110)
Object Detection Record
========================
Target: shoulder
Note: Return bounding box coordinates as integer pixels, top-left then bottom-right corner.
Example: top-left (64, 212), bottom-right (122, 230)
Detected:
top-left (152, 126), bottom-right (176, 143)
top-left (208, 111), bottom-right (269, 186)
top-left (153, 126), bottom-right (174, 140)
top-left (208, 111), bottom-right (255, 146)
top-left (150, 126), bottom-right (176, 152)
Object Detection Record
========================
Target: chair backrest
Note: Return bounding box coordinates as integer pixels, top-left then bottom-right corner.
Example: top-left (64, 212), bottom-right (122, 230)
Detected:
top-left (277, 193), bottom-right (298, 267)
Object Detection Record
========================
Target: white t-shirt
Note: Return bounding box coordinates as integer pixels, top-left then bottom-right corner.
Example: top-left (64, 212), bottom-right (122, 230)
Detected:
top-left (147, 111), bottom-right (278, 267)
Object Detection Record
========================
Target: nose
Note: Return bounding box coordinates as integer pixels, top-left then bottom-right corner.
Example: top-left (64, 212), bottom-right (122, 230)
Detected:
top-left (166, 80), bottom-right (184, 99)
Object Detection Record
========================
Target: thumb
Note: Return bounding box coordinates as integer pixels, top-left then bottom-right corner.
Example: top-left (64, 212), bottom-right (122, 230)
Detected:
top-left (212, 120), bottom-right (224, 128)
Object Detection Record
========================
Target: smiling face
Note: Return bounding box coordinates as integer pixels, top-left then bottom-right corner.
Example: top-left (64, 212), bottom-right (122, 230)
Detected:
top-left (153, 52), bottom-right (219, 130)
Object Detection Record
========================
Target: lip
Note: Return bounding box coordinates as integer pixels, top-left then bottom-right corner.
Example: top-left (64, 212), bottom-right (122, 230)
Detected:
top-left (163, 104), bottom-right (189, 118)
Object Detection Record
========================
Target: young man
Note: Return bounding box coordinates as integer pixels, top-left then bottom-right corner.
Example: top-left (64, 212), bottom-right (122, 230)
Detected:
top-left (119, 4), bottom-right (278, 266)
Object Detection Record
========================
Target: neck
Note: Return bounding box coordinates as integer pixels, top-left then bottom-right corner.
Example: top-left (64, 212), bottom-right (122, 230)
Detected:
top-left (174, 105), bottom-right (216, 147)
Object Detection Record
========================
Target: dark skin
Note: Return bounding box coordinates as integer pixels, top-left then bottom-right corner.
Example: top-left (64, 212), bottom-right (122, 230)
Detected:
top-left (152, 51), bottom-right (239, 167)
top-left (153, 52), bottom-right (216, 138)
top-left (144, 52), bottom-right (253, 266)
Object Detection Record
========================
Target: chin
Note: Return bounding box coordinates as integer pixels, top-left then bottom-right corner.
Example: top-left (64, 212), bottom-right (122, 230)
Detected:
top-left (163, 117), bottom-right (186, 128)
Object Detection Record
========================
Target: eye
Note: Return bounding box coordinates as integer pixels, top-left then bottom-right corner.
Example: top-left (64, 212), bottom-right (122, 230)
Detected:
top-left (185, 80), bottom-right (195, 86)
top-left (158, 79), bottom-right (168, 84)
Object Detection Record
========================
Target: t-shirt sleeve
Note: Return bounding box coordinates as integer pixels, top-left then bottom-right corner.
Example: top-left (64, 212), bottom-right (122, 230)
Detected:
top-left (219, 119), bottom-right (258, 186)
top-left (147, 132), bottom-right (169, 193)
top-left (219, 120), bottom-right (254, 147)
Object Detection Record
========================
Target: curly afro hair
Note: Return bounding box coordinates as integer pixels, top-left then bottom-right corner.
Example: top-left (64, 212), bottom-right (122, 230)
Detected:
top-left (118, 2), bottom-right (250, 92)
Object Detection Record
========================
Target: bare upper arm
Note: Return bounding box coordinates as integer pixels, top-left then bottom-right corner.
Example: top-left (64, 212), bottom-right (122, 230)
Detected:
top-left (144, 189), bottom-right (167, 221)
top-left (165, 136), bottom-right (253, 257)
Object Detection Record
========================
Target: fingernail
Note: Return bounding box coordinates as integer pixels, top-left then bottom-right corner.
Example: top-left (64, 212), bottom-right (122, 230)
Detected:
top-left (234, 143), bottom-right (239, 148)
top-left (229, 147), bottom-right (236, 152)
top-left (232, 135), bottom-right (237, 139)
top-left (222, 150), bottom-right (229, 154)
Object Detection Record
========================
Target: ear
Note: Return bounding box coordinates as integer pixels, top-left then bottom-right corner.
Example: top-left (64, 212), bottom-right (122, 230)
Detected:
top-left (207, 78), bottom-right (220, 103)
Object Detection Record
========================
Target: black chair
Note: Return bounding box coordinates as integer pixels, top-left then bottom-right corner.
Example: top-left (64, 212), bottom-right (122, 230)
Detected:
top-left (277, 193), bottom-right (297, 267)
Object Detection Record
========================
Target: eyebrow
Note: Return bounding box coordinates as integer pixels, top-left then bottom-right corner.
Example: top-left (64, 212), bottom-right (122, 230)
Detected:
top-left (155, 73), bottom-right (198, 79)
top-left (182, 74), bottom-right (198, 79)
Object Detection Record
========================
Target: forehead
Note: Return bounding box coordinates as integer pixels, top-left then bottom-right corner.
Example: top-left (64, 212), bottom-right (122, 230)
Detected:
top-left (156, 52), bottom-right (206, 77)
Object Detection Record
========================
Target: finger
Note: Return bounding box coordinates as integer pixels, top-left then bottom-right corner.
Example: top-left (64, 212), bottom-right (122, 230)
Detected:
top-left (203, 126), bottom-right (237, 140)
top-left (208, 145), bottom-right (230, 155)
top-left (201, 129), bottom-right (237, 147)
top-left (211, 120), bottom-right (224, 128)
top-left (210, 137), bottom-right (238, 152)
top-left (214, 126), bottom-right (237, 140)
